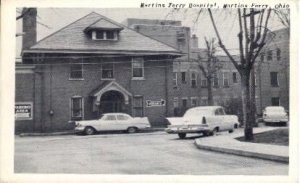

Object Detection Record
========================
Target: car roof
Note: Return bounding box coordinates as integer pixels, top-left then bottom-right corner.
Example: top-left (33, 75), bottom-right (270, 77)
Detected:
top-left (188, 106), bottom-right (222, 110)
top-left (103, 113), bottom-right (129, 115)
top-left (265, 106), bottom-right (284, 109)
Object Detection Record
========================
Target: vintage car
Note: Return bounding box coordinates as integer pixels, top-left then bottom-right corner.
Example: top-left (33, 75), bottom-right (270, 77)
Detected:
top-left (165, 106), bottom-right (239, 139)
top-left (263, 106), bottom-right (288, 125)
top-left (74, 113), bottom-right (151, 135)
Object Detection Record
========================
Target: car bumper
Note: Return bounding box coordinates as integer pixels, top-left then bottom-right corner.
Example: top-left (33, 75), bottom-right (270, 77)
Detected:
top-left (165, 127), bottom-right (210, 134)
top-left (74, 126), bottom-right (85, 133)
top-left (263, 118), bottom-right (288, 122)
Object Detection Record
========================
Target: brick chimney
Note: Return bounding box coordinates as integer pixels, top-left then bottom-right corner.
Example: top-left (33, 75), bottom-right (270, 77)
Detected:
top-left (22, 8), bottom-right (37, 51)
top-left (190, 34), bottom-right (198, 48)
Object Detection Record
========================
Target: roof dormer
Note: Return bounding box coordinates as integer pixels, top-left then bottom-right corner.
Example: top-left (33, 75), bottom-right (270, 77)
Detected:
top-left (84, 18), bottom-right (124, 41)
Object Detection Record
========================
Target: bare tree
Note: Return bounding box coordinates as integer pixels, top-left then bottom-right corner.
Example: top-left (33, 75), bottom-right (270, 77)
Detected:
top-left (208, 8), bottom-right (272, 140)
top-left (197, 37), bottom-right (222, 105)
top-left (274, 9), bottom-right (290, 28)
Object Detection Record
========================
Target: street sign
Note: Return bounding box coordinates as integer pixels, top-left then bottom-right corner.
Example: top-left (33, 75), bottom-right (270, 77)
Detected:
top-left (146, 99), bottom-right (165, 107)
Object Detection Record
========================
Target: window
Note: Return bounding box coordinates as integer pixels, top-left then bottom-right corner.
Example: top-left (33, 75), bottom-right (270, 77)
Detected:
top-left (270, 72), bottom-right (279, 87)
top-left (104, 115), bottom-right (117, 120)
top-left (213, 73), bottom-right (219, 87)
top-left (181, 72), bottom-right (186, 84)
top-left (201, 77), bottom-right (207, 87)
top-left (173, 73), bottom-right (178, 87)
top-left (201, 97), bottom-right (208, 105)
top-left (260, 53), bottom-right (265, 62)
top-left (267, 50), bottom-right (273, 61)
top-left (70, 64), bottom-right (83, 79)
top-left (232, 72), bottom-right (238, 83)
top-left (173, 97), bottom-right (179, 108)
top-left (92, 30), bottom-right (117, 40)
top-left (276, 48), bottom-right (281, 61)
top-left (271, 97), bottom-right (280, 106)
top-left (182, 98), bottom-right (188, 108)
top-left (71, 97), bottom-right (83, 120)
top-left (132, 58), bottom-right (144, 79)
top-left (117, 115), bottom-right (129, 121)
top-left (102, 63), bottom-right (114, 79)
top-left (215, 108), bottom-right (225, 115)
top-left (133, 96), bottom-right (143, 117)
top-left (191, 72), bottom-right (197, 88)
top-left (223, 72), bottom-right (229, 87)
top-left (191, 97), bottom-right (197, 107)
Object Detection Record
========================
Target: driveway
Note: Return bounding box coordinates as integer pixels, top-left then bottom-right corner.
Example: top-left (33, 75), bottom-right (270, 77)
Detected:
top-left (15, 131), bottom-right (288, 175)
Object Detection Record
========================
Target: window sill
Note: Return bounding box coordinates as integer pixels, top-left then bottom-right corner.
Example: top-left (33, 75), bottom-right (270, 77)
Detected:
top-left (132, 77), bottom-right (145, 80)
top-left (101, 78), bottom-right (115, 81)
top-left (69, 78), bottom-right (84, 81)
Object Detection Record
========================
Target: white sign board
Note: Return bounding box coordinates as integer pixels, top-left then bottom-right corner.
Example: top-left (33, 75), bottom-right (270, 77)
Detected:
top-left (146, 99), bottom-right (165, 107)
top-left (15, 102), bottom-right (33, 120)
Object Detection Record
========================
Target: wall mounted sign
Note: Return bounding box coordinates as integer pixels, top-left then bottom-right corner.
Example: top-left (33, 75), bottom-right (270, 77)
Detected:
top-left (146, 99), bottom-right (165, 107)
top-left (15, 102), bottom-right (33, 120)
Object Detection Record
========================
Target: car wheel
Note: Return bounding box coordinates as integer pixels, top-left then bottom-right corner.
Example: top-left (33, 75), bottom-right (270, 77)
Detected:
top-left (127, 127), bottom-right (138, 133)
top-left (203, 132), bottom-right (210, 136)
top-left (234, 124), bottom-right (238, 129)
top-left (84, 126), bottom-right (95, 135)
top-left (178, 133), bottom-right (186, 139)
top-left (211, 128), bottom-right (218, 136)
top-left (228, 129), bottom-right (234, 133)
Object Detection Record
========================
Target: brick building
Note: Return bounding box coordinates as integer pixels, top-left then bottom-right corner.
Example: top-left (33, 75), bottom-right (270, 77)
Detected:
top-left (15, 12), bottom-right (182, 133)
top-left (125, 19), bottom-right (290, 117)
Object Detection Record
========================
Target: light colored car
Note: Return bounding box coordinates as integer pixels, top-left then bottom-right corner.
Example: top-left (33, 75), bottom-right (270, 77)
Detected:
top-left (165, 106), bottom-right (239, 139)
top-left (74, 113), bottom-right (150, 135)
top-left (263, 106), bottom-right (288, 125)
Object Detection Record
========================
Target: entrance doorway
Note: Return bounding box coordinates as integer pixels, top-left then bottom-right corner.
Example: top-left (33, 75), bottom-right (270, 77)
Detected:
top-left (99, 90), bottom-right (125, 114)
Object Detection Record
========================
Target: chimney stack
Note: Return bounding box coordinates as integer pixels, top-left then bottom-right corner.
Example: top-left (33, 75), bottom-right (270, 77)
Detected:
top-left (22, 8), bottom-right (37, 51)
top-left (191, 34), bottom-right (198, 48)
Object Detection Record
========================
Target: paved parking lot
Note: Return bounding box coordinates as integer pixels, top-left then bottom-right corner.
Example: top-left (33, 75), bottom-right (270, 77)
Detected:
top-left (15, 131), bottom-right (288, 175)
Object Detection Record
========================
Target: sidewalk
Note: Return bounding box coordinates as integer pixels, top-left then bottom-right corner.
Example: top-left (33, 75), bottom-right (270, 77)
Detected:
top-left (194, 127), bottom-right (289, 163)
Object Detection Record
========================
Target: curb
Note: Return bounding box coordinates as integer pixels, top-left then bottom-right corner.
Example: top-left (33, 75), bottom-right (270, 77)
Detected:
top-left (18, 128), bottom-right (165, 137)
top-left (194, 141), bottom-right (289, 163)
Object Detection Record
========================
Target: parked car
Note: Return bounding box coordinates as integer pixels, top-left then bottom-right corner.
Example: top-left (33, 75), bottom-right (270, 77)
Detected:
top-left (263, 106), bottom-right (288, 125)
top-left (165, 106), bottom-right (239, 139)
top-left (74, 113), bottom-right (150, 135)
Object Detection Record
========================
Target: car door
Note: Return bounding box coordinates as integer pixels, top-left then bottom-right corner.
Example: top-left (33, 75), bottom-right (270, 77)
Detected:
top-left (99, 114), bottom-right (118, 131)
top-left (116, 114), bottom-right (131, 130)
top-left (214, 108), bottom-right (226, 131)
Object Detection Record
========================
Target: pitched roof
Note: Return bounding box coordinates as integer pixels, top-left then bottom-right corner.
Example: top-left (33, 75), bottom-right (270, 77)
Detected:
top-left (25, 12), bottom-right (182, 56)
top-left (85, 18), bottom-right (123, 30)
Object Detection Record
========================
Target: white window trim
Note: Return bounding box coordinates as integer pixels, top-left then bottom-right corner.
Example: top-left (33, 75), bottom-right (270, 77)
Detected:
top-left (70, 96), bottom-right (84, 119)
top-left (101, 63), bottom-right (115, 80)
top-left (173, 72), bottom-right (178, 87)
top-left (92, 30), bottom-right (118, 41)
top-left (132, 58), bottom-right (145, 80)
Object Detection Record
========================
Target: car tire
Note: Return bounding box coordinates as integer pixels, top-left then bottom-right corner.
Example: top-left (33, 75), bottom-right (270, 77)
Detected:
top-left (210, 128), bottom-right (218, 136)
top-left (228, 129), bottom-right (234, 133)
top-left (84, 126), bottom-right (95, 135)
top-left (203, 132), bottom-right (210, 136)
top-left (178, 133), bottom-right (186, 139)
top-left (127, 127), bottom-right (138, 133)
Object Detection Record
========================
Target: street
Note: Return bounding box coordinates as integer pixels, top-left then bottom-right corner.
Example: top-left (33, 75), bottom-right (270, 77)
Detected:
top-left (15, 131), bottom-right (288, 175)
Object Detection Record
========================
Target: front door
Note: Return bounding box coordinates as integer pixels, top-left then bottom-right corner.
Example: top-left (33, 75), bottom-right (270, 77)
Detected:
top-left (99, 90), bottom-right (125, 115)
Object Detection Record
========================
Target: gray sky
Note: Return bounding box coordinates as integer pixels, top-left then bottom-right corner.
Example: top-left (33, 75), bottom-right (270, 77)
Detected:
top-left (16, 8), bottom-right (285, 57)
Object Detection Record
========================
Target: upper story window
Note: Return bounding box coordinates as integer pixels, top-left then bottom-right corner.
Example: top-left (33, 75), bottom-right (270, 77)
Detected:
top-left (270, 72), bottom-right (279, 87)
top-left (232, 72), bottom-right (238, 83)
top-left (223, 72), bottom-right (229, 87)
top-left (92, 30), bottom-right (118, 41)
top-left (181, 72), bottom-right (187, 84)
top-left (267, 50), bottom-right (273, 61)
top-left (191, 72), bottom-right (197, 88)
top-left (102, 63), bottom-right (114, 79)
top-left (276, 48), bottom-right (281, 61)
top-left (70, 64), bottom-right (83, 80)
top-left (260, 53), bottom-right (265, 62)
top-left (173, 72), bottom-right (178, 87)
top-left (132, 58), bottom-right (144, 79)
top-left (213, 73), bottom-right (219, 87)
